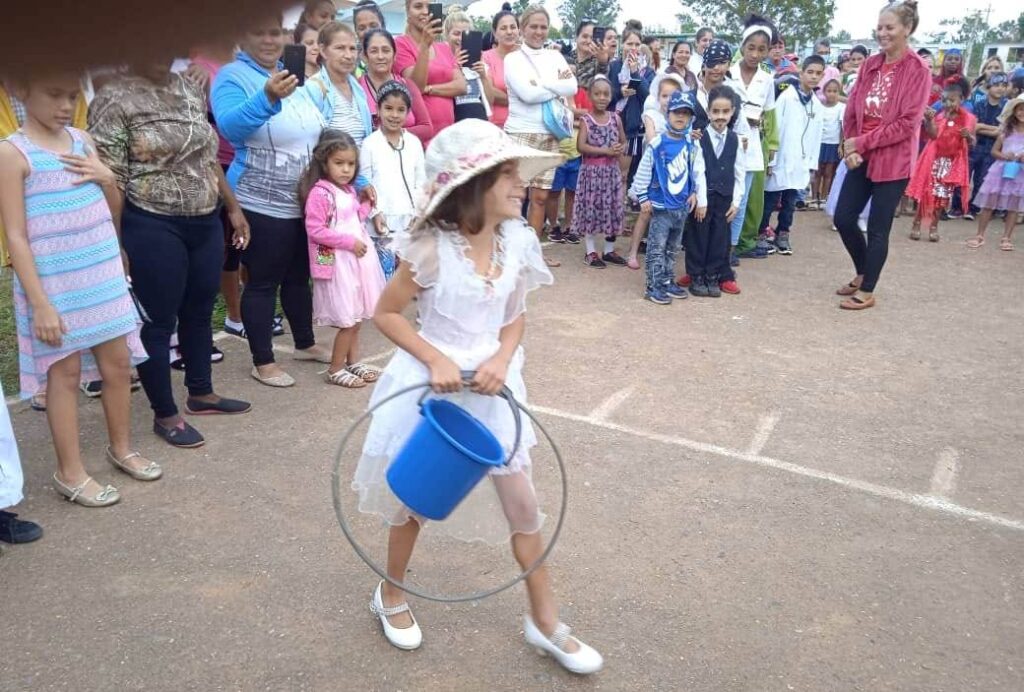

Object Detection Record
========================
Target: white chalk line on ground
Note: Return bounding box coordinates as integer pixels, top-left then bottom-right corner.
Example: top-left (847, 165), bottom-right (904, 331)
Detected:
top-left (747, 411), bottom-right (782, 456)
top-left (529, 403), bottom-right (1024, 533)
top-left (587, 386), bottom-right (636, 422)
top-left (929, 447), bottom-right (960, 499)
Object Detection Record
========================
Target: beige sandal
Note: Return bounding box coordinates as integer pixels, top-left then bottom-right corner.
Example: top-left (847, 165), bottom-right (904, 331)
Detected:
top-left (251, 366), bottom-right (295, 388)
top-left (346, 362), bottom-right (382, 383)
top-left (53, 474), bottom-right (120, 507)
top-left (106, 446), bottom-right (162, 481)
top-left (326, 369), bottom-right (366, 388)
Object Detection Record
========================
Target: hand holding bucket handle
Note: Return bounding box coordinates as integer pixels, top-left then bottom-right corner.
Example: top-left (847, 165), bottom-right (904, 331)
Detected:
top-left (415, 370), bottom-right (522, 466)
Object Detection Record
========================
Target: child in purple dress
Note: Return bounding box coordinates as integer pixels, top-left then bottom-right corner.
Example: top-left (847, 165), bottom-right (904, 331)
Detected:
top-left (571, 75), bottom-right (628, 267)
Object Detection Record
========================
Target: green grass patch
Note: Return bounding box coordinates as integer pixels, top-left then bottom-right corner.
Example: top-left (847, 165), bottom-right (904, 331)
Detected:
top-left (1, 270), bottom-right (19, 396)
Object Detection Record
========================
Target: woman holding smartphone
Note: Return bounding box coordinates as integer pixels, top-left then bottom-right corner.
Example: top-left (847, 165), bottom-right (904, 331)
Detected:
top-left (394, 0), bottom-right (466, 146)
top-left (212, 12), bottom-right (336, 389)
top-left (609, 27), bottom-right (654, 187)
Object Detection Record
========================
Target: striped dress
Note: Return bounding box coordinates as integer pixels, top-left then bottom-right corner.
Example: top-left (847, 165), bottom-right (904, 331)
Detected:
top-left (8, 127), bottom-right (146, 399)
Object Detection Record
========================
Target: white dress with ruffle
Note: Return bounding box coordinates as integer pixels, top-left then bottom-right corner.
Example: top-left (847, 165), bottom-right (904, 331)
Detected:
top-left (352, 219), bottom-right (553, 544)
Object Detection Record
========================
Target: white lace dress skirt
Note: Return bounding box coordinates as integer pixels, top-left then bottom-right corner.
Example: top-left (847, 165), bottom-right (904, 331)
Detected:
top-left (351, 220), bottom-right (553, 545)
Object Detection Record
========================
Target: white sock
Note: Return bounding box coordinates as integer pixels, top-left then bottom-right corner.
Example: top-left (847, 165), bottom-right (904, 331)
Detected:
top-left (584, 235), bottom-right (597, 254)
top-left (224, 318), bottom-right (243, 330)
top-left (604, 237), bottom-right (615, 255)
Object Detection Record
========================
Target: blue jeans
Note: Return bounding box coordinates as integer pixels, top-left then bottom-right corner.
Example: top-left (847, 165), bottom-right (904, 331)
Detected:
top-left (761, 188), bottom-right (799, 233)
top-left (646, 208), bottom-right (686, 292)
top-left (730, 172), bottom-right (755, 245)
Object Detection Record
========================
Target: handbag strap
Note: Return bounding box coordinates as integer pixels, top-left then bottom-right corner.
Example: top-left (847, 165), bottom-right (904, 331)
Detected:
top-left (519, 49), bottom-right (557, 99)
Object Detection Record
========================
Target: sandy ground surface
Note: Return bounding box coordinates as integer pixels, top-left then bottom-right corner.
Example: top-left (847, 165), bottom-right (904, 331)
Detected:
top-left (2, 210), bottom-right (1023, 691)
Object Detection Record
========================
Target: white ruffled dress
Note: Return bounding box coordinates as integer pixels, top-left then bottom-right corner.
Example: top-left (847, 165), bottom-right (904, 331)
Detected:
top-left (352, 219), bottom-right (553, 544)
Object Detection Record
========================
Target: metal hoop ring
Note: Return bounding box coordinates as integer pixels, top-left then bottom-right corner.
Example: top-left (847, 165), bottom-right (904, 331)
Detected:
top-left (331, 379), bottom-right (568, 603)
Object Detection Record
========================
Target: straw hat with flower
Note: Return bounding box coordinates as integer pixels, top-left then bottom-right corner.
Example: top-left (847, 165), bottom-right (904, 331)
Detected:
top-left (414, 119), bottom-right (564, 224)
top-left (998, 95), bottom-right (1024, 124)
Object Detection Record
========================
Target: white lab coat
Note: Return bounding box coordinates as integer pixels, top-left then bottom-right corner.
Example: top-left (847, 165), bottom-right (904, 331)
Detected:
top-left (0, 382), bottom-right (24, 509)
top-left (765, 87), bottom-right (825, 192)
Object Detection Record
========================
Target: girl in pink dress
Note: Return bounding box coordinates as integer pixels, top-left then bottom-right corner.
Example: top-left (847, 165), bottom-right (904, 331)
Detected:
top-left (300, 131), bottom-right (386, 388)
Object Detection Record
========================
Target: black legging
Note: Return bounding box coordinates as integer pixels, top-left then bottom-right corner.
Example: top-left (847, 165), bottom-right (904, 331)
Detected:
top-left (121, 203), bottom-right (222, 418)
top-left (834, 163), bottom-right (908, 293)
top-left (240, 210), bottom-right (316, 367)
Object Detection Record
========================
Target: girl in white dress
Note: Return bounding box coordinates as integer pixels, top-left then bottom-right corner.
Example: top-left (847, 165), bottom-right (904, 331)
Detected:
top-left (352, 119), bottom-right (603, 674)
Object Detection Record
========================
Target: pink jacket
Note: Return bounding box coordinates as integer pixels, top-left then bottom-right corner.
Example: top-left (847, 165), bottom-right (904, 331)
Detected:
top-left (843, 50), bottom-right (932, 182)
top-left (304, 179), bottom-right (371, 280)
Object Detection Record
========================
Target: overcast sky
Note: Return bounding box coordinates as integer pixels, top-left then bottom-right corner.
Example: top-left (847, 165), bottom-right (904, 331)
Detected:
top-left (465, 0), bottom-right (1020, 41)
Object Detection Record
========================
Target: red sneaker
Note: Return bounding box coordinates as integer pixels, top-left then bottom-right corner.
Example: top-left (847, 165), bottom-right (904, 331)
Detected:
top-left (676, 274), bottom-right (692, 287)
top-left (719, 280), bottom-right (741, 295)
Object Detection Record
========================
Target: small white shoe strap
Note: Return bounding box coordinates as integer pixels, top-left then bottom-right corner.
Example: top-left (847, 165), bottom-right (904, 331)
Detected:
top-left (371, 600), bottom-right (411, 617)
top-left (549, 623), bottom-right (572, 651)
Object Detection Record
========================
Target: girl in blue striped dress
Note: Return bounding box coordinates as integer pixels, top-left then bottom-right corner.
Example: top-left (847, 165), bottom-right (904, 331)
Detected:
top-left (0, 72), bottom-right (162, 508)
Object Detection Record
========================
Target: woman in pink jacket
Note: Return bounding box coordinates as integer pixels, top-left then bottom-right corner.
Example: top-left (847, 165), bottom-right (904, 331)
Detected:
top-left (834, 0), bottom-right (930, 310)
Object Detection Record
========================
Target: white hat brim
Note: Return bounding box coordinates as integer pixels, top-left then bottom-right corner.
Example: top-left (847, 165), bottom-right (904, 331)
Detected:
top-left (417, 143), bottom-right (564, 221)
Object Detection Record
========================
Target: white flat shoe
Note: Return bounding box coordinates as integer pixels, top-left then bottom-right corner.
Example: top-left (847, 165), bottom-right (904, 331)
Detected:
top-left (524, 615), bottom-right (603, 675)
top-left (370, 581), bottom-right (422, 651)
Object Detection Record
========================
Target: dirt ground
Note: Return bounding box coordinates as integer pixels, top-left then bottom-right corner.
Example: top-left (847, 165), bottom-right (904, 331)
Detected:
top-left (2, 210), bottom-right (1023, 691)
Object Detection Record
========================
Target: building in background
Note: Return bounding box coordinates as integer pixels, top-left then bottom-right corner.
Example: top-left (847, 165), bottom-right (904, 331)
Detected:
top-left (983, 42), bottom-right (1024, 70)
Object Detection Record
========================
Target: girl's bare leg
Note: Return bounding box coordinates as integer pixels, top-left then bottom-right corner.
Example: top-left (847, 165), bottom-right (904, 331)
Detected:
top-left (380, 519), bottom-right (421, 628)
top-left (1003, 210), bottom-right (1018, 243)
top-left (511, 532), bottom-right (580, 653)
top-left (544, 191), bottom-right (561, 231)
top-left (329, 326), bottom-right (358, 373)
top-left (91, 337), bottom-right (150, 472)
top-left (564, 190), bottom-right (576, 231)
top-left (628, 208), bottom-right (651, 261)
top-left (345, 323), bottom-right (362, 366)
top-left (47, 353), bottom-right (87, 486)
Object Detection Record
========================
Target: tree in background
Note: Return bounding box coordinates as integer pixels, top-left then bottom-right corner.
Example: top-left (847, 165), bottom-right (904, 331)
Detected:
top-left (932, 10), bottom-right (1024, 75)
top-left (557, 0), bottom-right (621, 34)
top-left (676, 0), bottom-right (836, 50)
top-left (832, 29), bottom-right (851, 43)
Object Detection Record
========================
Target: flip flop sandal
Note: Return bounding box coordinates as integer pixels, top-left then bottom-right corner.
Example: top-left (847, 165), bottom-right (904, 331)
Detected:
top-left (326, 369), bottom-right (367, 388)
top-left (836, 281), bottom-right (862, 296)
top-left (1001, 238), bottom-right (1014, 251)
top-left (909, 227), bottom-right (922, 241)
top-left (929, 227), bottom-right (940, 242)
top-left (840, 295), bottom-right (876, 311)
top-left (30, 393), bottom-right (47, 412)
top-left (966, 236), bottom-right (985, 249)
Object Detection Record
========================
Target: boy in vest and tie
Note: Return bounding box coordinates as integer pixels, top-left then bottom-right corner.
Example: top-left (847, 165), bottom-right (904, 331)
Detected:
top-left (761, 55), bottom-right (826, 255)
top-left (631, 91), bottom-right (707, 305)
top-left (684, 85), bottom-right (746, 296)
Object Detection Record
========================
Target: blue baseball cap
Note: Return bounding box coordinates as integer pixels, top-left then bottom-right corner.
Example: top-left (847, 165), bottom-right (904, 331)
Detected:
top-left (667, 90), bottom-right (696, 114)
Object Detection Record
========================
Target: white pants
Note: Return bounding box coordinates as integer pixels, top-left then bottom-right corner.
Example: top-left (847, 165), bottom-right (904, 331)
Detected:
top-left (0, 382), bottom-right (25, 509)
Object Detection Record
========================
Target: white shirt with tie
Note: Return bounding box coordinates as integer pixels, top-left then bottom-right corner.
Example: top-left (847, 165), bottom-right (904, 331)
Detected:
top-left (706, 125), bottom-right (747, 207)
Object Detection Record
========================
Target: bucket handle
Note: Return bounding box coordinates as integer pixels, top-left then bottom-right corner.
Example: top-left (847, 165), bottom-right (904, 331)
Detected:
top-left (415, 370), bottom-right (522, 466)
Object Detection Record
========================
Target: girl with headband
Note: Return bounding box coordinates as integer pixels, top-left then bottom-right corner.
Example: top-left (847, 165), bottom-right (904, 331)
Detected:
top-left (728, 17), bottom-right (780, 262)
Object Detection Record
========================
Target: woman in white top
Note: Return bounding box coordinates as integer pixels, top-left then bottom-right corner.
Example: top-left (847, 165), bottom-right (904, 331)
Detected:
top-left (503, 4), bottom-right (578, 266)
top-left (727, 18), bottom-right (779, 258)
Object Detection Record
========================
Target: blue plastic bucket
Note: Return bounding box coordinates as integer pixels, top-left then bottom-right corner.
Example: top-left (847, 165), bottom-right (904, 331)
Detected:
top-left (386, 398), bottom-right (505, 520)
top-left (1004, 160), bottom-right (1021, 180)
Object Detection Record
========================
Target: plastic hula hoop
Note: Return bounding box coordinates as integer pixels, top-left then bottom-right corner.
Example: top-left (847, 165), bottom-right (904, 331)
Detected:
top-left (331, 373), bottom-right (568, 603)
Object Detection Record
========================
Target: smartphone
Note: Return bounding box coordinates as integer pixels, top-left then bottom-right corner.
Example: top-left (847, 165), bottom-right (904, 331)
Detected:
top-left (463, 30), bottom-right (483, 66)
top-left (282, 44), bottom-right (306, 87)
top-left (429, 3), bottom-right (443, 25)
top-left (592, 27), bottom-right (607, 45)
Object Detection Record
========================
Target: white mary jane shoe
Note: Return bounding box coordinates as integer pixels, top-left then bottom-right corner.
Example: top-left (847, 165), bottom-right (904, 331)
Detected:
top-left (524, 616), bottom-right (603, 674)
top-left (370, 581), bottom-right (422, 651)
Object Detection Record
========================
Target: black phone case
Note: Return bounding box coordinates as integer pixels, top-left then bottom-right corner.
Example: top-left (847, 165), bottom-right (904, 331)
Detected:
top-left (282, 44), bottom-right (306, 87)
top-left (463, 32), bottom-right (483, 65)
top-left (429, 3), bottom-right (443, 23)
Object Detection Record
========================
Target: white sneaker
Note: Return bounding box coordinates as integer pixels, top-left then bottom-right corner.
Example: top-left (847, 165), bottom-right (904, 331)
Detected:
top-left (370, 581), bottom-right (422, 651)
top-left (524, 616), bottom-right (603, 674)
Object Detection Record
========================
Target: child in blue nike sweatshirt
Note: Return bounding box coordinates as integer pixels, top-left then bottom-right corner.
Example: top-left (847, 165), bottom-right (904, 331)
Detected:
top-left (630, 91), bottom-right (707, 304)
